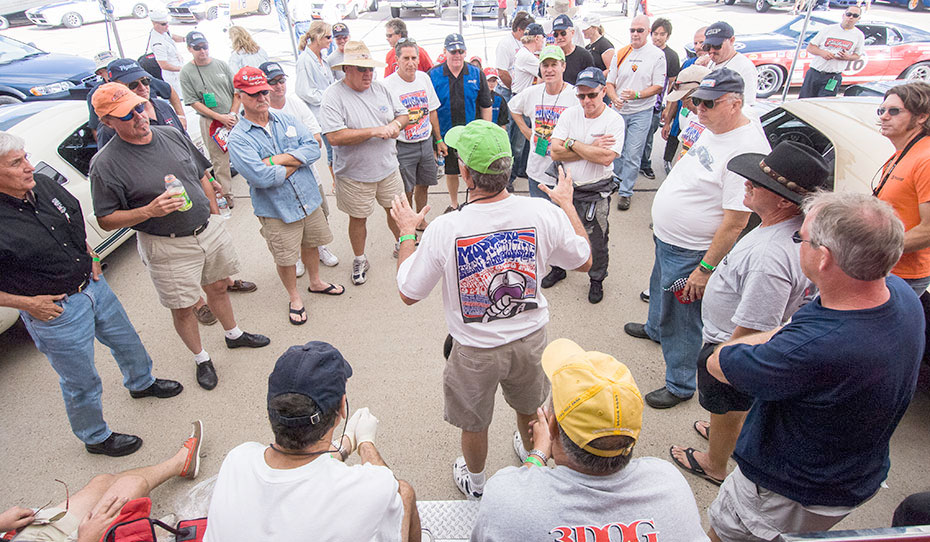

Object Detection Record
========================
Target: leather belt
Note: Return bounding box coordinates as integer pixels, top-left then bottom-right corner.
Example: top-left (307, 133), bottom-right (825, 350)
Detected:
top-left (65, 276), bottom-right (90, 297)
top-left (167, 221), bottom-right (209, 239)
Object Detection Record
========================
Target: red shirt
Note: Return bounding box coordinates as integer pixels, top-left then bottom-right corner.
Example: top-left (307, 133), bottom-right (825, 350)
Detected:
top-left (385, 46), bottom-right (433, 77)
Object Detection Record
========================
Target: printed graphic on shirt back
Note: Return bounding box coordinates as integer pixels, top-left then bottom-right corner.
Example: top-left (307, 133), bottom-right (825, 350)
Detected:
top-left (534, 104), bottom-right (570, 150)
top-left (398, 89), bottom-right (431, 140)
top-left (550, 519), bottom-right (660, 542)
top-left (456, 228), bottom-right (539, 323)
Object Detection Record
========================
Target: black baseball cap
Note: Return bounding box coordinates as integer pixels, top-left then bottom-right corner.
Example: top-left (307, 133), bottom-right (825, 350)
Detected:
top-left (525, 23), bottom-right (545, 36)
top-left (332, 22), bottom-right (349, 37)
top-left (186, 31), bottom-right (207, 47)
top-left (575, 66), bottom-right (606, 89)
top-left (689, 67), bottom-right (745, 100)
top-left (259, 61), bottom-right (285, 80)
top-left (444, 33), bottom-right (466, 51)
top-left (552, 14), bottom-right (573, 31)
top-left (267, 341), bottom-right (353, 427)
top-left (107, 58), bottom-right (149, 83)
top-left (704, 21), bottom-right (734, 47)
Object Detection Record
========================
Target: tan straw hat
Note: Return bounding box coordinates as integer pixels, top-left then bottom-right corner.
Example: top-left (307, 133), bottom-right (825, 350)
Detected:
top-left (330, 41), bottom-right (387, 70)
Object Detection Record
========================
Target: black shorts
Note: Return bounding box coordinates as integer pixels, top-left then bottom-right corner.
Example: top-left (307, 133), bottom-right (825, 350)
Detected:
top-left (697, 342), bottom-right (754, 414)
top-left (444, 146), bottom-right (461, 176)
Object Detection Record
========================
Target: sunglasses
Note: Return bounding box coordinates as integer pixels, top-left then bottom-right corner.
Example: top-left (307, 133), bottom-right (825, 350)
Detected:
top-left (877, 106), bottom-right (904, 116)
top-left (702, 43), bottom-right (723, 51)
top-left (554, 30), bottom-right (569, 37)
top-left (447, 49), bottom-right (466, 55)
top-left (114, 103), bottom-right (145, 121)
top-left (691, 97), bottom-right (721, 109)
top-left (844, 11), bottom-right (860, 16)
top-left (128, 77), bottom-right (150, 91)
top-left (323, 35), bottom-right (332, 39)
top-left (191, 44), bottom-right (208, 51)
top-left (352, 66), bottom-right (374, 72)
top-left (791, 230), bottom-right (816, 245)
top-left (155, 21), bottom-right (168, 26)
top-left (268, 77), bottom-right (287, 85)
top-left (576, 91), bottom-right (600, 100)
top-left (630, 27), bottom-right (646, 33)
top-left (244, 89), bottom-right (271, 97)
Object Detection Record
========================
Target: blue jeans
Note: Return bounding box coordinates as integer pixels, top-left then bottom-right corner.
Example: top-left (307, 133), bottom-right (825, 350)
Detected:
top-left (613, 108), bottom-right (654, 197)
top-left (20, 275), bottom-right (155, 444)
top-left (509, 114), bottom-right (530, 181)
top-left (640, 108), bottom-right (662, 170)
top-left (644, 236), bottom-right (704, 397)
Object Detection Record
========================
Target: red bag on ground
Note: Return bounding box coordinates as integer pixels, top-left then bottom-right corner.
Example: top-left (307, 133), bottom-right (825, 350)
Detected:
top-left (102, 498), bottom-right (206, 542)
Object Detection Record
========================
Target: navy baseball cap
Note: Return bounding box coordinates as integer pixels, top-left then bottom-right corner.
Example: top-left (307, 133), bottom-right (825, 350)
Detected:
top-left (525, 23), bottom-right (545, 36)
top-left (575, 66), bottom-right (606, 89)
top-left (703, 21), bottom-right (734, 47)
top-left (332, 22), bottom-right (349, 37)
top-left (267, 341), bottom-right (353, 427)
top-left (444, 33), bottom-right (466, 51)
top-left (259, 61), bottom-right (285, 80)
top-left (552, 14), bottom-right (573, 31)
top-left (107, 58), bottom-right (149, 83)
top-left (186, 31), bottom-right (208, 47)
top-left (689, 67), bottom-right (745, 100)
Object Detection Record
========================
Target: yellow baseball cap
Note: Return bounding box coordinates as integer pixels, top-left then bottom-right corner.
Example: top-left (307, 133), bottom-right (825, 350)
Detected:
top-left (542, 339), bottom-right (643, 457)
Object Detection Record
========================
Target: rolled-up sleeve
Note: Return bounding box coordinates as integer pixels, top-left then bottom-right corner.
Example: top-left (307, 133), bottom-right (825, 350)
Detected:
top-left (228, 130), bottom-right (286, 190)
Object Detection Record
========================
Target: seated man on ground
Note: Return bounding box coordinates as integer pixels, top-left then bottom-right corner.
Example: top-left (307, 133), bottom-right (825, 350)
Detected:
top-left (471, 338), bottom-right (707, 542)
top-left (204, 341), bottom-right (421, 542)
top-left (0, 421), bottom-right (203, 542)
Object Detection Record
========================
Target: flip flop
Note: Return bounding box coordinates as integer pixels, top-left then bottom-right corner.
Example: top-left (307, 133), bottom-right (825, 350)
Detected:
top-left (288, 304), bottom-right (307, 326)
top-left (669, 446), bottom-right (724, 486)
top-left (308, 283), bottom-right (345, 296)
top-left (693, 420), bottom-right (710, 441)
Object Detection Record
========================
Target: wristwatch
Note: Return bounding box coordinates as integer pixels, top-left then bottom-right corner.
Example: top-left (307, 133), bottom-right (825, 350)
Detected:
top-left (565, 138), bottom-right (576, 151)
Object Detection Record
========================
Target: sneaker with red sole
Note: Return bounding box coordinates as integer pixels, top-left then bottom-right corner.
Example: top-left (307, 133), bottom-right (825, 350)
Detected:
top-left (180, 420), bottom-right (203, 480)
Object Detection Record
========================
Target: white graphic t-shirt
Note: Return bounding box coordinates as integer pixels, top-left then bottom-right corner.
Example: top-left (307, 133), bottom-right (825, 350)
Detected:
top-left (384, 71), bottom-right (440, 143)
top-left (509, 82), bottom-right (576, 183)
top-left (808, 24), bottom-right (865, 73)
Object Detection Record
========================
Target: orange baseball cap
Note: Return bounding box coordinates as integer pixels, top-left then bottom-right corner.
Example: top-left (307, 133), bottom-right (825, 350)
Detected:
top-left (92, 82), bottom-right (147, 118)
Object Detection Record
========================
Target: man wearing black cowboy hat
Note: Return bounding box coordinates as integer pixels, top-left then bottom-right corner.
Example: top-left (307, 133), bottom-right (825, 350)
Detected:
top-left (669, 141), bottom-right (828, 486)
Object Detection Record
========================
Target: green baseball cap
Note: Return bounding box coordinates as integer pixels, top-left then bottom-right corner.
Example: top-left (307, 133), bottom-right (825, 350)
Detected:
top-left (445, 120), bottom-right (512, 174)
top-left (539, 45), bottom-right (566, 63)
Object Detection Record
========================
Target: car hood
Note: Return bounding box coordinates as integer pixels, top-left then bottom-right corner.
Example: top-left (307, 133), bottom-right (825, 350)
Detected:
top-left (0, 53), bottom-right (95, 83)
top-left (169, 0), bottom-right (207, 7)
top-left (733, 33), bottom-right (805, 54)
top-left (28, 0), bottom-right (82, 13)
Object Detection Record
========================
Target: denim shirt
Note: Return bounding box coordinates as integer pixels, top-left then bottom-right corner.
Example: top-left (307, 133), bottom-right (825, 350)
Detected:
top-left (228, 111), bottom-right (322, 224)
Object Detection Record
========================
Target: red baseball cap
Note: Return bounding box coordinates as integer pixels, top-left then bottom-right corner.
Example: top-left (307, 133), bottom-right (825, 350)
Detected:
top-left (483, 67), bottom-right (500, 80)
top-left (234, 66), bottom-right (272, 93)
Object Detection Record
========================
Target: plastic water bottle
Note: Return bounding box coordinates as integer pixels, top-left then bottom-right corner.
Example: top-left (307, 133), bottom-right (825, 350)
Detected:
top-left (164, 174), bottom-right (192, 212)
top-left (216, 195), bottom-right (232, 218)
top-left (436, 154), bottom-right (445, 167)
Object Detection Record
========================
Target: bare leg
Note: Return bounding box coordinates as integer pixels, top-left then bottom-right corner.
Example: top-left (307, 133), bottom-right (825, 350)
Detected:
top-left (384, 207), bottom-right (400, 240)
top-left (706, 411), bottom-right (748, 477)
top-left (516, 411), bottom-right (535, 452)
top-left (304, 246), bottom-right (340, 292)
top-left (446, 174), bottom-right (460, 208)
top-left (708, 527), bottom-right (722, 542)
top-left (193, 297), bottom-right (207, 311)
top-left (405, 191), bottom-right (414, 207)
top-left (274, 263), bottom-right (303, 314)
top-left (413, 185), bottom-right (430, 225)
top-left (348, 216), bottom-right (367, 257)
top-left (461, 429), bottom-right (489, 473)
top-left (170, 306), bottom-right (202, 354)
top-left (202, 279), bottom-right (237, 330)
top-left (398, 480), bottom-right (422, 542)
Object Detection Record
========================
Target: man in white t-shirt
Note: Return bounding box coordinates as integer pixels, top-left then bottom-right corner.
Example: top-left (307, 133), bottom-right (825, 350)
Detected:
top-left (385, 39), bottom-right (441, 230)
top-left (146, 11), bottom-right (185, 95)
top-left (261, 61), bottom-right (339, 271)
top-left (624, 68), bottom-right (770, 410)
top-left (606, 15), bottom-right (666, 211)
top-left (547, 67), bottom-right (625, 304)
top-left (703, 22), bottom-right (757, 112)
top-left (391, 120), bottom-right (591, 500)
top-left (496, 11), bottom-right (534, 96)
top-left (205, 341), bottom-right (421, 542)
top-left (512, 24), bottom-right (545, 95)
top-left (471, 338), bottom-right (708, 542)
top-left (800, 7), bottom-right (865, 98)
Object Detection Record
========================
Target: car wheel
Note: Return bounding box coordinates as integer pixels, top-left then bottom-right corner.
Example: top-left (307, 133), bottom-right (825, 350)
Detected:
top-left (257, 0), bottom-right (272, 14)
top-left (907, 0), bottom-right (924, 10)
top-left (132, 3), bottom-right (148, 17)
top-left (61, 11), bottom-right (83, 27)
top-left (206, 6), bottom-right (218, 18)
top-left (0, 95), bottom-right (21, 104)
top-left (756, 64), bottom-right (785, 98)
top-left (723, 0), bottom-right (735, 4)
top-left (755, 0), bottom-right (771, 10)
top-left (390, 5), bottom-right (400, 15)
top-left (434, 2), bottom-right (442, 15)
top-left (903, 61), bottom-right (930, 82)
top-left (347, 4), bottom-right (358, 17)
top-left (369, 0), bottom-right (378, 11)
top-left (0, 15), bottom-right (9, 29)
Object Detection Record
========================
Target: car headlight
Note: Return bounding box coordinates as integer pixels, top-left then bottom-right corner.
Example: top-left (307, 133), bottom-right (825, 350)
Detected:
top-left (29, 81), bottom-right (76, 96)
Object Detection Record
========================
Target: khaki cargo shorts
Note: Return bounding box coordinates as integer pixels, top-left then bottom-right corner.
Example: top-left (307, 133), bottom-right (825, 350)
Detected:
top-left (258, 208), bottom-right (334, 266)
top-left (334, 169), bottom-right (404, 218)
top-left (12, 508), bottom-right (80, 541)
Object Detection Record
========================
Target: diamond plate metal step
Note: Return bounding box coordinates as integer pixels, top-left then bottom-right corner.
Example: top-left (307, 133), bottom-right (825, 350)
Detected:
top-left (417, 500), bottom-right (480, 541)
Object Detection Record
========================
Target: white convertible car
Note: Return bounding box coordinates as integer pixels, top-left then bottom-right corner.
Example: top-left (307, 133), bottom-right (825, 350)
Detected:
top-left (26, 0), bottom-right (164, 28)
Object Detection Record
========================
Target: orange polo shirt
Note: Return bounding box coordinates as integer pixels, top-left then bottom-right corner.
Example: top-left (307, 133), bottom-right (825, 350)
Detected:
top-left (877, 135), bottom-right (930, 279)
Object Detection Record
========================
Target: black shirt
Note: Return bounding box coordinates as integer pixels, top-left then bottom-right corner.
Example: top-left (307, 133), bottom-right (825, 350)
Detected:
top-left (655, 45), bottom-right (682, 110)
top-left (586, 36), bottom-right (614, 72)
top-left (563, 46), bottom-right (595, 85)
top-left (0, 176), bottom-right (92, 296)
top-left (442, 63), bottom-right (494, 126)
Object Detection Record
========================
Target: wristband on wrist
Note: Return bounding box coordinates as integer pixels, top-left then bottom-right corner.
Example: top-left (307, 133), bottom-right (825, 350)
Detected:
top-left (92, 257), bottom-right (101, 262)
top-left (635, 91), bottom-right (640, 99)
top-left (524, 456), bottom-right (544, 467)
top-left (268, 157), bottom-right (275, 166)
top-left (399, 234), bottom-right (417, 243)
top-left (699, 259), bottom-right (716, 272)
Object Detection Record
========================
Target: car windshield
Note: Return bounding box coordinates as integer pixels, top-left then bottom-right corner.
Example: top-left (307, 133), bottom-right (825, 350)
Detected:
top-left (0, 35), bottom-right (45, 65)
top-left (761, 107), bottom-right (836, 190)
top-left (773, 15), bottom-right (837, 42)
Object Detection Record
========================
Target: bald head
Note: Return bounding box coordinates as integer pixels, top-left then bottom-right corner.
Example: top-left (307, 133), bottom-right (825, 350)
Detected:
top-left (630, 16), bottom-right (650, 48)
top-left (694, 26), bottom-right (708, 55)
top-left (632, 15), bottom-right (650, 28)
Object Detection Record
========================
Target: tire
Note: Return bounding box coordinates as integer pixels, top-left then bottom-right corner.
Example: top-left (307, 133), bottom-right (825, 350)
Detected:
top-left (257, 0), bottom-right (272, 14)
top-left (755, 0), bottom-right (771, 11)
top-left (369, 0), bottom-right (378, 11)
top-left (903, 61), bottom-right (930, 82)
top-left (434, 2), bottom-right (442, 15)
top-left (907, 0), bottom-right (924, 10)
top-left (0, 15), bottom-right (9, 29)
top-left (390, 5), bottom-right (400, 15)
top-left (724, 0), bottom-right (735, 4)
top-left (347, 4), bottom-right (358, 17)
top-left (61, 11), bottom-right (83, 27)
top-left (132, 3), bottom-right (148, 17)
top-left (205, 5), bottom-right (218, 18)
top-left (0, 95), bottom-right (21, 104)
top-left (756, 64), bottom-right (785, 98)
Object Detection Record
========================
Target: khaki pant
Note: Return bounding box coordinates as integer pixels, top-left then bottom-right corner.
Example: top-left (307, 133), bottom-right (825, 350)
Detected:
top-left (199, 115), bottom-right (233, 198)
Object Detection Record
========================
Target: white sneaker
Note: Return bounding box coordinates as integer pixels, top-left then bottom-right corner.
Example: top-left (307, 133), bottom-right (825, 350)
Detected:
top-left (295, 260), bottom-right (306, 278)
top-left (352, 258), bottom-right (370, 285)
top-left (512, 430), bottom-right (529, 463)
top-left (452, 456), bottom-right (484, 500)
top-left (319, 245), bottom-right (339, 267)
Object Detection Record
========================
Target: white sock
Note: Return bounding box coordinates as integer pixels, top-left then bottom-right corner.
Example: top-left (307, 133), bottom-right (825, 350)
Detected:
top-left (194, 349), bottom-right (210, 364)
top-left (224, 326), bottom-right (243, 340)
top-left (468, 469), bottom-right (486, 489)
top-left (354, 254), bottom-right (367, 263)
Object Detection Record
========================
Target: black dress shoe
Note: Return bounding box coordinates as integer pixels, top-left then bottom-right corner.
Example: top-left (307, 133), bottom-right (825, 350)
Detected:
top-left (588, 280), bottom-right (604, 304)
top-left (624, 322), bottom-right (658, 343)
top-left (640, 166), bottom-right (656, 180)
top-left (541, 267), bottom-right (567, 288)
top-left (197, 360), bottom-right (218, 390)
top-left (644, 387), bottom-right (692, 409)
top-left (617, 196), bottom-right (631, 211)
top-left (130, 378), bottom-right (183, 399)
top-left (225, 331), bottom-right (271, 349)
top-left (86, 432), bottom-right (142, 457)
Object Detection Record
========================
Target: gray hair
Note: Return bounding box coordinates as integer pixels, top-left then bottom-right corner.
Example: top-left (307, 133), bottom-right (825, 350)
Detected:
top-left (801, 191), bottom-right (904, 281)
top-left (394, 37), bottom-right (419, 59)
top-left (465, 156), bottom-right (512, 193)
top-left (549, 397), bottom-right (635, 475)
top-left (0, 131), bottom-right (25, 157)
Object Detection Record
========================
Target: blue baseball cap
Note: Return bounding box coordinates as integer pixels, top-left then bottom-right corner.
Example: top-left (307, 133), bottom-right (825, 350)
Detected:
top-left (332, 22), bottom-right (349, 37)
top-left (689, 67), bottom-right (745, 100)
top-left (107, 58), bottom-right (149, 83)
top-left (259, 61), bottom-right (285, 80)
top-left (703, 21), bottom-right (734, 47)
top-left (267, 341), bottom-right (353, 427)
top-left (444, 33), bottom-right (466, 51)
top-left (575, 66), bottom-right (606, 89)
top-left (186, 31), bottom-right (207, 47)
top-left (552, 14), bottom-right (573, 31)
top-left (525, 23), bottom-right (545, 36)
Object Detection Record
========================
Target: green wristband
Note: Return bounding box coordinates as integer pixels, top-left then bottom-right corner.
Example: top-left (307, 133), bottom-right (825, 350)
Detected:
top-left (699, 259), bottom-right (716, 272)
top-left (92, 257), bottom-right (101, 262)
top-left (524, 456), bottom-right (544, 467)
top-left (399, 234), bottom-right (417, 243)
top-left (268, 157), bottom-right (275, 166)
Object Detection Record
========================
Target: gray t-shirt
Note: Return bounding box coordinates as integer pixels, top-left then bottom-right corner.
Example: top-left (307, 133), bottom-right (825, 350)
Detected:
top-left (471, 457), bottom-right (708, 542)
top-left (702, 215), bottom-right (815, 344)
top-left (319, 80), bottom-right (407, 183)
top-left (180, 58), bottom-right (235, 115)
top-left (326, 50), bottom-right (346, 81)
top-left (90, 126), bottom-right (213, 236)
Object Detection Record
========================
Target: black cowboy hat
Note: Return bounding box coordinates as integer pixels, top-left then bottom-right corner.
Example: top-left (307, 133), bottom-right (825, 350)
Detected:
top-left (727, 141), bottom-right (831, 205)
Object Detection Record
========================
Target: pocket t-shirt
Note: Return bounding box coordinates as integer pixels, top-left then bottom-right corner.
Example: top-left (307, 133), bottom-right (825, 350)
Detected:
top-left (508, 82), bottom-right (576, 184)
top-left (384, 71), bottom-right (440, 144)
